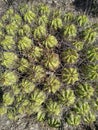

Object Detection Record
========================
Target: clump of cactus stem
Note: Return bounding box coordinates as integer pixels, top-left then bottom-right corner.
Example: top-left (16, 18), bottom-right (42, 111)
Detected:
top-left (0, 2), bottom-right (98, 129)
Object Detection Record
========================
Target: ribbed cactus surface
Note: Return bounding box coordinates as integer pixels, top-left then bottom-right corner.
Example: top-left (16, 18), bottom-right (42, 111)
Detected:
top-left (0, 3), bottom-right (98, 128)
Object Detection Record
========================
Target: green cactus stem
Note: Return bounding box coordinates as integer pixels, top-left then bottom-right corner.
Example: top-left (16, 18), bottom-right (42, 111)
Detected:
top-left (48, 117), bottom-right (61, 128)
top-left (24, 10), bottom-right (36, 24)
top-left (57, 89), bottom-right (75, 106)
top-left (72, 41), bottom-right (84, 51)
top-left (64, 12), bottom-right (74, 23)
top-left (62, 67), bottom-right (79, 85)
top-left (38, 4), bottom-right (50, 16)
top-left (92, 98), bottom-right (98, 111)
top-left (74, 101), bottom-right (90, 115)
top-left (31, 89), bottom-right (46, 105)
top-left (83, 111), bottom-right (96, 124)
top-left (1, 36), bottom-right (15, 50)
top-left (6, 22), bottom-right (18, 36)
top-left (34, 25), bottom-right (47, 39)
top-left (7, 108), bottom-right (18, 120)
top-left (86, 46), bottom-right (98, 62)
top-left (10, 14), bottom-right (22, 26)
top-left (11, 84), bottom-right (20, 95)
top-left (18, 36), bottom-right (33, 51)
top-left (0, 30), bottom-right (4, 40)
top-left (82, 64), bottom-right (98, 81)
top-left (62, 48), bottom-right (79, 64)
top-left (18, 24), bottom-right (31, 37)
top-left (18, 58), bottom-right (29, 73)
top-left (18, 4), bottom-right (29, 15)
top-left (0, 22), bottom-right (3, 29)
top-left (44, 53), bottom-right (60, 71)
top-left (46, 100), bottom-right (61, 116)
top-left (83, 28), bottom-right (97, 43)
top-left (76, 83), bottom-right (94, 99)
top-left (30, 46), bottom-right (43, 61)
top-left (18, 99), bottom-right (32, 115)
top-left (5, 8), bottom-right (14, 16)
top-left (43, 35), bottom-right (58, 48)
top-left (52, 9), bottom-right (62, 18)
top-left (66, 112), bottom-right (81, 126)
top-left (29, 65), bottom-right (46, 83)
top-left (64, 24), bottom-right (77, 38)
top-left (21, 79), bottom-right (35, 93)
top-left (15, 94), bottom-right (25, 104)
top-left (44, 74), bottom-right (61, 93)
top-left (37, 108), bottom-right (46, 122)
top-left (1, 52), bottom-right (18, 69)
top-left (51, 17), bottom-right (63, 30)
top-left (1, 8), bottom-right (14, 22)
top-left (3, 92), bottom-right (14, 106)
top-left (76, 15), bottom-right (89, 26)
top-left (38, 15), bottom-right (48, 25)
top-left (0, 106), bottom-right (7, 116)
top-left (1, 71), bottom-right (18, 86)
top-left (1, 14), bottom-right (9, 22)
top-left (29, 102), bottom-right (42, 114)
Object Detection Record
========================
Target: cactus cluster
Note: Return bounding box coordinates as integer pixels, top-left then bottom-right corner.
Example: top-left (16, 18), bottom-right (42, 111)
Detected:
top-left (0, 3), bottom-right (98, 128)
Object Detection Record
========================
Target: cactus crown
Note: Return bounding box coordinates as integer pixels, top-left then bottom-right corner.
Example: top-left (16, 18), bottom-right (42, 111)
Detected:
top-left (0, 2), bottom-right (98, 128)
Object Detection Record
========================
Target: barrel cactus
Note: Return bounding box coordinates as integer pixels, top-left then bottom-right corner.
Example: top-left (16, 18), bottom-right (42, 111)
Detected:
top-left (0, 2), bottom-right (98, 129)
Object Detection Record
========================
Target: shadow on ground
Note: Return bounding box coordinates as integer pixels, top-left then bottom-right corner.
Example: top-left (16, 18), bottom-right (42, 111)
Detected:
top-left (73, 0), bottom-right (98, 16)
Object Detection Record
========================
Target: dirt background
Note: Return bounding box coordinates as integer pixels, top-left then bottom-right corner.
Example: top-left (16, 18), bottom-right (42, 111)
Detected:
top-left (0, 0), bottom-right (98, 130)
